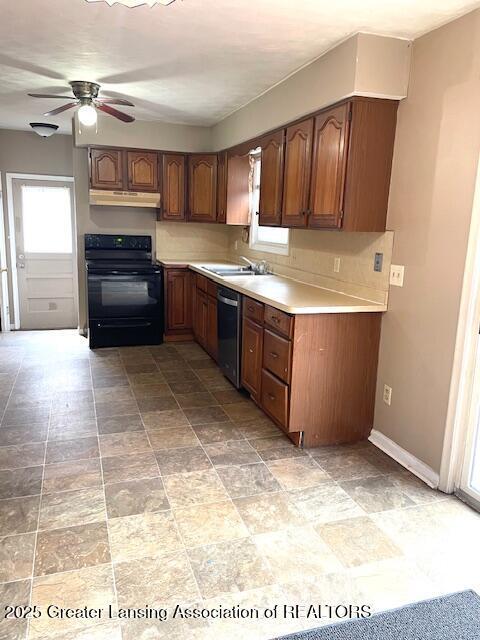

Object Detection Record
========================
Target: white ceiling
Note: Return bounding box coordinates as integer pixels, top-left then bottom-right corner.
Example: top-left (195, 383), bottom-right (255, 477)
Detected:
top-left (1, 0), bottom-right (479, 133)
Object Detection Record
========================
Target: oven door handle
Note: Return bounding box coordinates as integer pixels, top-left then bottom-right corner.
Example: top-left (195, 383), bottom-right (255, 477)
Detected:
top-left (95, 321), bottom-right (154, 329)
top-left (88, 274), bottom-right (152, 281)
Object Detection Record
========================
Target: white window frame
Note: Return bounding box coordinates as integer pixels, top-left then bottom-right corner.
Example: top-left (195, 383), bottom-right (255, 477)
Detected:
top-left (249, 151), bottom-right (289, 256)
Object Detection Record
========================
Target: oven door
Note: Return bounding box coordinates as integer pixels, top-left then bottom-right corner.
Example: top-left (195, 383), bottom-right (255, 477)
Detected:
top-left (87, 272), bottom-right (162, 319)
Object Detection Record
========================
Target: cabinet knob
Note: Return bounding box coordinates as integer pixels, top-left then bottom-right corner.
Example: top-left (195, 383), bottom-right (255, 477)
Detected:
top-left (268, 393), bottom-right (275, 401)
top-left (271, 316), bottom-right (280, 323)
top-left (249, 348), bottom-right (254, 353)
top-left (270, 352), bottom-right (279, 359)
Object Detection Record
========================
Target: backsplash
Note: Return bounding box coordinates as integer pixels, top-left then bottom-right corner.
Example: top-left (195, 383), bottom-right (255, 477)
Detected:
top-left (228, 227), bottom-right (394, 304)
top-left (156, 222), bottom-right (230, 261)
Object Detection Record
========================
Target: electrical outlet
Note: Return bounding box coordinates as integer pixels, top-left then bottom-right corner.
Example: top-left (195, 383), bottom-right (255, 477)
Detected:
top-left (333, 257), bottom-right (341, 273)
top-left (390, 264), bottom-right (405, 287)
top-left (374, 253), bottom-right (383, 272)
top-left (383, 384), bottom-right (392, 406)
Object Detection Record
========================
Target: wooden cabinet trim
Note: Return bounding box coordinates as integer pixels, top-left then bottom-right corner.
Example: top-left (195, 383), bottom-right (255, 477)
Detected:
top-left (161, 153), bottom-right (186, 221)
top-left (282, 118), bottom-right (314, 228)
top-left (127, 150), bottom-right (159, 192)
top-left (188, 154), bottom-right (218, 223)
top-left (258, 129), bottom-right (284, 227)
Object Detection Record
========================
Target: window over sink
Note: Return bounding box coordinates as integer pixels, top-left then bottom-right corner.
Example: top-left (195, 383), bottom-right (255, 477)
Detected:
top-left (249, 150), bottom-right (289, 255)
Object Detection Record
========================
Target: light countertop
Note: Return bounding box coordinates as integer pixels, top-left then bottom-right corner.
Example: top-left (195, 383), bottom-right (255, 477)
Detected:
top-left (158, 260), bottom-right (386, 315)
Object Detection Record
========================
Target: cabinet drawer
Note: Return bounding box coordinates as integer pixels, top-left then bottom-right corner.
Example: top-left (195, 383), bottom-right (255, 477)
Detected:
top-left (243, 297), bottom-right (264, 324)
top-left (207, 279), bottom-right (217, 298)
top-left (264, 305), bottom-right (294, 338)
top-left (261, 369), bottom-right (289, 430)
top-left (263, 329), bottom-right (291, 384)
top-left (195, 274), bottom-right (208, 292)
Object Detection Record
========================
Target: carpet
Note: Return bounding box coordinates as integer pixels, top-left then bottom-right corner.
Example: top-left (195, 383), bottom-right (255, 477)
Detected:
top-left (274, 591), bottom-right (480, 640)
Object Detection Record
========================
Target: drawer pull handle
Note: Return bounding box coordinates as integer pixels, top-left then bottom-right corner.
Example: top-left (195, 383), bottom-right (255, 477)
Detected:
top-left (270, 352), bottom-right (279, 359)
top-left (271, 316), bottom-right (280, 323)
top-left (267, 393), bottom-right (276, 401)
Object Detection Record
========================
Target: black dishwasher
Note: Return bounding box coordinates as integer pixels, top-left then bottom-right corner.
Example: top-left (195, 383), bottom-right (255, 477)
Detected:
top-left (217, 286), bottom-right (242, 387)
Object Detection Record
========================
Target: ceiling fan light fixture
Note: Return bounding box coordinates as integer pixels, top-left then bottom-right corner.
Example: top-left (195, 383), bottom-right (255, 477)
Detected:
top-left (78, 104), bottom-right (97, 126)
top-left (29, 123), bottom-right (59, 137)
top-left (84, 0), bottom-right (176, 7)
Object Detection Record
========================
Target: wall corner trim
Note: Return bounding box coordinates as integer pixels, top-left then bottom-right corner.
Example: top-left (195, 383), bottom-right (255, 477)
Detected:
top-left (368, 429), bottom-right (440, 490)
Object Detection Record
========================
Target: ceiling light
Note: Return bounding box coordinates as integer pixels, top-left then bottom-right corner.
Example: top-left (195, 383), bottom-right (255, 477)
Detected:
top-left (84, 0), bottom-right (176, 7)
top-left (29, 123), bottom-right (59, 137)
top-left (78, 104), bottom-right (97, 127)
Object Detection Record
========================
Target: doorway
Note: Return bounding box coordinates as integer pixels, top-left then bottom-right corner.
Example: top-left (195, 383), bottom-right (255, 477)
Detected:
top-left (9, 176), bottom-right (77, 330)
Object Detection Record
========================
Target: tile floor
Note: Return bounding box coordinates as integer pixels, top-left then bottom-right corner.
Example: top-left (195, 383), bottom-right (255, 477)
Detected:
top-left (0, 330), bottom-right (479, 640)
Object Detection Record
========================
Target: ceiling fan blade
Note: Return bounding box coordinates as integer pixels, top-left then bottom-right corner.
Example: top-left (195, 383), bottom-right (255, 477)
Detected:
top-left (96, 98), bottom-right (135, 107)
top-left (97, 103), bottom-right (135, 123)
top-left (43, 102), bottom-right (79, 116)
top-left (28, 93), bottom-right (75, 99)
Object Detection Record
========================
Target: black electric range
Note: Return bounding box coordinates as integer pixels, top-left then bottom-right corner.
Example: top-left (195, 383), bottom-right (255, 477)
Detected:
top-left (85, 234), bottom-right (163, 349)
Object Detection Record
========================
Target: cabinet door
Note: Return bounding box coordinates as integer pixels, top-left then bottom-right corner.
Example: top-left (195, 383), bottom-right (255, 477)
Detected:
top-left (282, 119), bottom-right (313, 227)
top-left (165, 269), bottom-right (192, 332)
top-left (217, 151), bottom-right (227, 224)
top-left (90, 148), bottom-right (124, 190)
top-left (309, 103), bottom-right (350, 229)
top-left (127, 151), bottom-right (159, 192)
top-left (188, 154), bottom-right (218, 222)
top-left (206, 294), bottom-right (218, 361)
top-left (241, 317), bottom-right (263, 400)
top-left (226, 149), bottom-right (251, 226)
top-left (194, 289), bottom-right (208, 347)
top-left (161, 154), bottom-right (186, 221)
top-left (258, 130), bottom-right (284, 226)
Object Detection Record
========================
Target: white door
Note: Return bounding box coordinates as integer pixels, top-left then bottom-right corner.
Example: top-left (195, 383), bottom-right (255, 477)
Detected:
top-left (12, 178), bottom-right (77, 330)
top-left (459, 333), bottom-right (480, 510)
top-left (0, 180), bottom-right (11, 331)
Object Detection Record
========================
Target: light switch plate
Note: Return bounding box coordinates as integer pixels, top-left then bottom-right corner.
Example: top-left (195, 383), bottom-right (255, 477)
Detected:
top-left (333, 257), bottom-right (341, 273)
top-left (390, 264), bottom-right (405, 287)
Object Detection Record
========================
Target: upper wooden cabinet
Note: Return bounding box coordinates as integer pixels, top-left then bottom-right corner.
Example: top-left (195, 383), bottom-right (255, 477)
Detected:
top-left (90, 148), bottom-right (124, 190)
top-left (188, 154), bottom-right (218, 223)
top-left (217, 151), bottom-right (227, 224)
top-left (281, 118), bottom-right (314, 227)
top-left (127, 151), bottom-right (159, 192)
top-left (309, 103), bottom-right (350, 229)
top-left (258, 130), bottom-right (284, 226)
top-left (225, 148), bottom-right (251, 226)
top-left (161, 154), bottom-right (186, 221)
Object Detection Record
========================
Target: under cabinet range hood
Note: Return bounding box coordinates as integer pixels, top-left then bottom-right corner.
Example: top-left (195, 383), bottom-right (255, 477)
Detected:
top-left (89, 190), bottom-right (161, 208)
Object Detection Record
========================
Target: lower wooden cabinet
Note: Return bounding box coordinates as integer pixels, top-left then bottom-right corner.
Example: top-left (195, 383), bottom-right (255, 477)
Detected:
top-left (206, 293), bottom-right (218, 361)
top-left (194, 289), bottom-right (208, 347)
top-left (163, 267), bottom-right (193, 340)
top-left (241, 316), bottom-right (263, 400)
top-left (261, 368), bottom-right (289, 429)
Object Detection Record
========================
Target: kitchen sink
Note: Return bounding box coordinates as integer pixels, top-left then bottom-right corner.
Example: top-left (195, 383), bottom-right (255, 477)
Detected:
top-left (205, 267), bottom-right (269, 276)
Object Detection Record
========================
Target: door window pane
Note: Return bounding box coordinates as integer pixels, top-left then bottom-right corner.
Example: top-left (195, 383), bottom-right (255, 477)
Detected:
top-left (21, 185), bottom-right (72, 253)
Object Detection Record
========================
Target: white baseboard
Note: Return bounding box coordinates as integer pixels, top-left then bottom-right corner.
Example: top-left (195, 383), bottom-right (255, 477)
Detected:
top-left (368, 429), bottom-right (440, 489)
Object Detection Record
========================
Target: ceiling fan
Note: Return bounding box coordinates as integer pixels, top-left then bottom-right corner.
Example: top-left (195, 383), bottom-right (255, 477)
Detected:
top-left (28, 80), bottom-right (135, 126)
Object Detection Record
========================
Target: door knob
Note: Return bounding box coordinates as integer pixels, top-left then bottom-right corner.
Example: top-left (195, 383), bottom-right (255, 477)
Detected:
top-left (18, 263), bottom-right (25, 269)
top-left (18, 254), bottom-right (25, 259)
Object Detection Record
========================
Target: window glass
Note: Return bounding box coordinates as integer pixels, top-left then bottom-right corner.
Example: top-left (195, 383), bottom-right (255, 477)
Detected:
top-left (21, 185), bottom-right (72, 253)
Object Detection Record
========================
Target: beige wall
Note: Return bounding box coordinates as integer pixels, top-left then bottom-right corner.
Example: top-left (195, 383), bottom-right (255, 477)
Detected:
top-left (374, 9), bottom-right (480, 473)
top-left (211, 34), bottom-right (411, 150)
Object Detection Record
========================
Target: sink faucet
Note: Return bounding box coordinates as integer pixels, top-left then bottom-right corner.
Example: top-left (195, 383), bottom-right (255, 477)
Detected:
top-left (239, 256), bottom-right (256, 269)
top-left (239, 256), bottom-right (269, 274)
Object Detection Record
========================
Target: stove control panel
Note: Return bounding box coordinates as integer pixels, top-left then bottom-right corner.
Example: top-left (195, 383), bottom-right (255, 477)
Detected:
top-left (85, 234), bottom-right (152, 251)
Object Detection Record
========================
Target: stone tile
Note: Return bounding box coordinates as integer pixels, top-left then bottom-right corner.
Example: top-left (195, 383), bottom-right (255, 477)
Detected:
top-left (39, 488), bottom-right (106, 530)
top-left (97, 413), bottom-right (144, 435)
top-left (234, 492), bottom-right (303, 534)
top-left (102, 452), bottom-right (159, 484)
top-left (127, 371), bottom-right (166, 386)
top-left (148, 426), bottom-right (200, 450)
top-left (48, 417), bottom-right (98, 441)
top-left (156, 361), bottom-right (192, 373)
top-left (248, 436), bottom-right (307, 462)
top-left (168, 379), bottom-right (207, 394)
top-left (121, 618), bottom-right (208, 640)
top-left (104, 477), bottom-right (169, 518)
top-left (50, 406), bottom-right (96, 422)
top-left (2, 404), bottom-right (50, 426)
top-left (0, 424), bottom-right (48, 446)
top-left (0, 466), bottom-right (43, 499)
top-left (235, 416), bottom-right (281, 439)
top-left (131, 383), bottom-right (172, 399)
top-left (95, 398), bottom-right (139, 419)
top-left (211, 389), bottom-right (250, 405)
top-left (114, 551), bottom-right (199, 608)
top-left (30, 565), bottom-right (115, 638)
top-left (99, 432), bottom-right (152, 457)
top-left (312, 451), bottom-right (381, 482)
top-left (38, 622), bottom-right (123, 640)
top-left (188, 538), bottom-right (274, 598)
top-left (0, 533), bottom-right (36, 582)
top-left (163, 469), bottom-right (229, 508)
top-left (51, 390), bottom-right (94, 413)
top-left (43, 458), bottom-right (103, 493)
top-left (289, 482), bottom-right (365, 524)
top-left (204, 440), bottom-right (261, 467)
top-left (315, 516), bottom-right (402, 568)
top-left (0, 442), bottom-right (46, 470)
top-left (189, 358), bottom-right (217, 371)
top-left (357, 444), bottom-right (405, 474)
top-left (45, 436), bottom-right (99, 464)
top-left (223, 402), bottom-right (265, 423)
top-left (160, 369), bottom-right (199, 383)
top-left (174, 500), bottom-right (248, 547)
top-left (124, 363), bottom-right (159, 374)
top-left (155, 446), bottom-right (212, 475)
top-left (217, 463), bottom-right (281, 499)
top-left (0, 495), bottom-right (40, 535)
top-left (339, 475), bottom-right (416, 513)
top-left (175, 392), bottom-right (218, 409)
top-left (253, 525), bottom-right (342, 582)
top-left (389, 472), bottom-right (447, 505)
top-left (92, 374), bottom-right (129, 389)
top-left (93, 387), bottom-right (134, 403)
top-left (136, 396), bottom-right (179, 413)
top-left (192, 421), bottom-right (244, 445)
top-left (0, 579), bottom-right (30, 640)
top-left (267, 457), bottom-right (329, 490)
top-left (109, 511), bottom-right (183, 562)
top-left (183, 406), bottom-right (229, 426)
top-left (141, 409), bottom-right (190, 430)
top-left (34, 522), bottom-right (110, 576)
